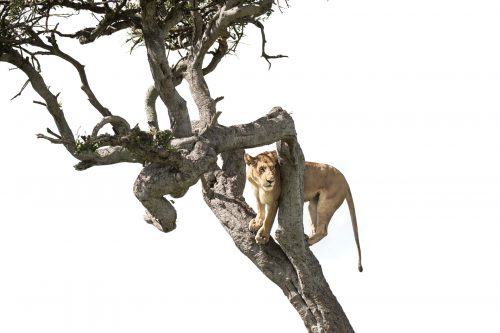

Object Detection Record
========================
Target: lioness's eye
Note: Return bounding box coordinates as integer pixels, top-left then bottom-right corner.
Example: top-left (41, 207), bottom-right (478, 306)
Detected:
top-left (259, 167), bottom-right (265, 174)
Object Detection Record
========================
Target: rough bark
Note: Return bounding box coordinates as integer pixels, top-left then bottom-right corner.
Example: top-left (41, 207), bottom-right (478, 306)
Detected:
top-left (275, 140), bottom-right (355, 332)
top-left (140, 0), bottom-right (193, 138)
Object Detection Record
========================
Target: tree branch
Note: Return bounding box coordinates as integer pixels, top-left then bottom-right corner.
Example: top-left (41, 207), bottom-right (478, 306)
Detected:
top-left (10, 79), bottom-right (30, 100)
top-left (0, 49), bottom-right (75, 148)
top-left (140, 0), bottom-right (192, 138)
top-left (203, 37), bottom-right (229, 76)
top-left (144, 84), bottom-right (159, 132)
top-left (206, 106), bottom-right (296, 153)
top-left (23, 27), bottom-right (113, 117)
top-left (91, 115), bottom-right (131, 138)
top-left (192, 0), bottom-right (273, 67)
top-left (250, 18), bottom-right (288, 69)
top-left (274, 139), bottom-right (355, 332)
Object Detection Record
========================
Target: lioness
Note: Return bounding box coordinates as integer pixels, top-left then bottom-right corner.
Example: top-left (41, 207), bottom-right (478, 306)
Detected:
top-left (244, 151), bottom-right (363, 272)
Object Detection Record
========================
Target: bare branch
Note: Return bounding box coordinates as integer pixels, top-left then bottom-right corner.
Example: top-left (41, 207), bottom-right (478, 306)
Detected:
top-left (27, 28), bottom-right (114, 117)
top-left (47, 127), bottom-right (62, 139)
top-left (91, 115), bottom-right (131, 138)
top-left (144, 84), bottom-right (159, 132)
top-left (192, 0), bottom-right (273, 67)
top-left (250, 19), bottom-right (288, 69)
top-left (0, 49), bottom-right (75, 147)
top-left (202, 37), bottom-right (228, 75)
top-left (10, 79), bottom-right (29, 100)
top-left (40, 0), bottom-right (141, 44)
top-left (36, 133), bottom-right (73, 145)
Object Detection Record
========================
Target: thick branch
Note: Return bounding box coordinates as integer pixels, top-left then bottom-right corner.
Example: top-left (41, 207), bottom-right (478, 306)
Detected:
top-left (184, 38), bottom-right (228, 131)
top-left (206, 106), bottom-right (296, 153)
top-left (91, 115), bottom-right (131, 138)
top-left (275, 139), bottom-right (355, 332)
top-left (133, 140), bottom-right (217, 231)
top-left (203, 37), bottom-right (229, 75)
top-left (185, 62), bottom-right (216, 130)
top-left (145, 84), bottom-right (159, 132)
top-left (140, 0), bottom-right (192, 138)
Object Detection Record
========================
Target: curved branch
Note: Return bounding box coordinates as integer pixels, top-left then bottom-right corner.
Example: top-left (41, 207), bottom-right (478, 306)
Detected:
top-left (140, 0), bottom-right (192, 138)
top-left (184, 37), bottom-right (228, 131)
top-left (145, 84), bottom-right (159, 132)
top-left (91, 115), bottom-right (131, 138)
top-left (203, 37), bottom-right (229, 76)
top-left (133, 140), bottom-right (217, 231)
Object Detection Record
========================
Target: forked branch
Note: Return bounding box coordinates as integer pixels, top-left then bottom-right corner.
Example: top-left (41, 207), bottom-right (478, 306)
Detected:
top-left (250, 19), bottom-right (288, 69)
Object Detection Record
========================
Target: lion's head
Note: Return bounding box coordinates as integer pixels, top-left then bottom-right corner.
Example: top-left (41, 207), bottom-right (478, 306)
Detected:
top-left (244, 151), bottom-right (280, 192)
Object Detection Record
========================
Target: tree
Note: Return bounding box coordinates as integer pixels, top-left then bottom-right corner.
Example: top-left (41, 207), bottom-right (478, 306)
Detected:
top-left (0, 1), bottom-right (355, 332)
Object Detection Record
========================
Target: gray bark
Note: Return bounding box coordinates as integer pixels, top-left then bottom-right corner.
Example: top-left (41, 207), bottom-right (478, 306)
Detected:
top-left (275, 140), bottom-right (354, 332)
top-left (145, 85), bottom-right (159, 133)
top-left (140, 0), bottom-right (192, 138)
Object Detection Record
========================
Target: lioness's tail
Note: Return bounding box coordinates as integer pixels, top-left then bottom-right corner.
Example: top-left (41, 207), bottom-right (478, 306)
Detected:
top-left (346, 186), bottom-right (363, 272)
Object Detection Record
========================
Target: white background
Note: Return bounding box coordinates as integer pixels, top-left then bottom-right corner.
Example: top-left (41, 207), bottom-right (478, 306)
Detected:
top-left (1, 1), bottom-right (499, 332)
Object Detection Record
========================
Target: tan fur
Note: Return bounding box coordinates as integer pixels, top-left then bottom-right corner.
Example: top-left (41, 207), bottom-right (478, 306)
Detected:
top-left (244, 151), bottom-right (363, 272)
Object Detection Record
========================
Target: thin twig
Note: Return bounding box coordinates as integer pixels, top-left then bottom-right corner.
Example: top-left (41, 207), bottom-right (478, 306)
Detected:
top-left (250, 19), bottom-right (288, 69)
top-left (10, 80), bottom-right (30, 101)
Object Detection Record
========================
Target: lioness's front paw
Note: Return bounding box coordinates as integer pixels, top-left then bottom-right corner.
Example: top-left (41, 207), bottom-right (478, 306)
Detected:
top-left (255, 227), bottom-right (270, 245)
top-left (249, 218), bottom-right (263, 232)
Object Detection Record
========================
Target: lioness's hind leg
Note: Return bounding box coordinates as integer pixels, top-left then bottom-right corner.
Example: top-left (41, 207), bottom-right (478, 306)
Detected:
top-left (307, 193), bottom-right (344, 245)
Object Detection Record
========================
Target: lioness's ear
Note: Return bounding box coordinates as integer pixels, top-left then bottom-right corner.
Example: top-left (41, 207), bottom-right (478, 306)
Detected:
top-left (244, 153), bottom-right (255, 166)
top-left (267, 151), bottom-right (279, 163)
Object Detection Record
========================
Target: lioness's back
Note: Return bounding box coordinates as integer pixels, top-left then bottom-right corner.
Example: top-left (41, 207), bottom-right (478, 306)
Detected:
top-left (304, 162), bottom-right (348, 201)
